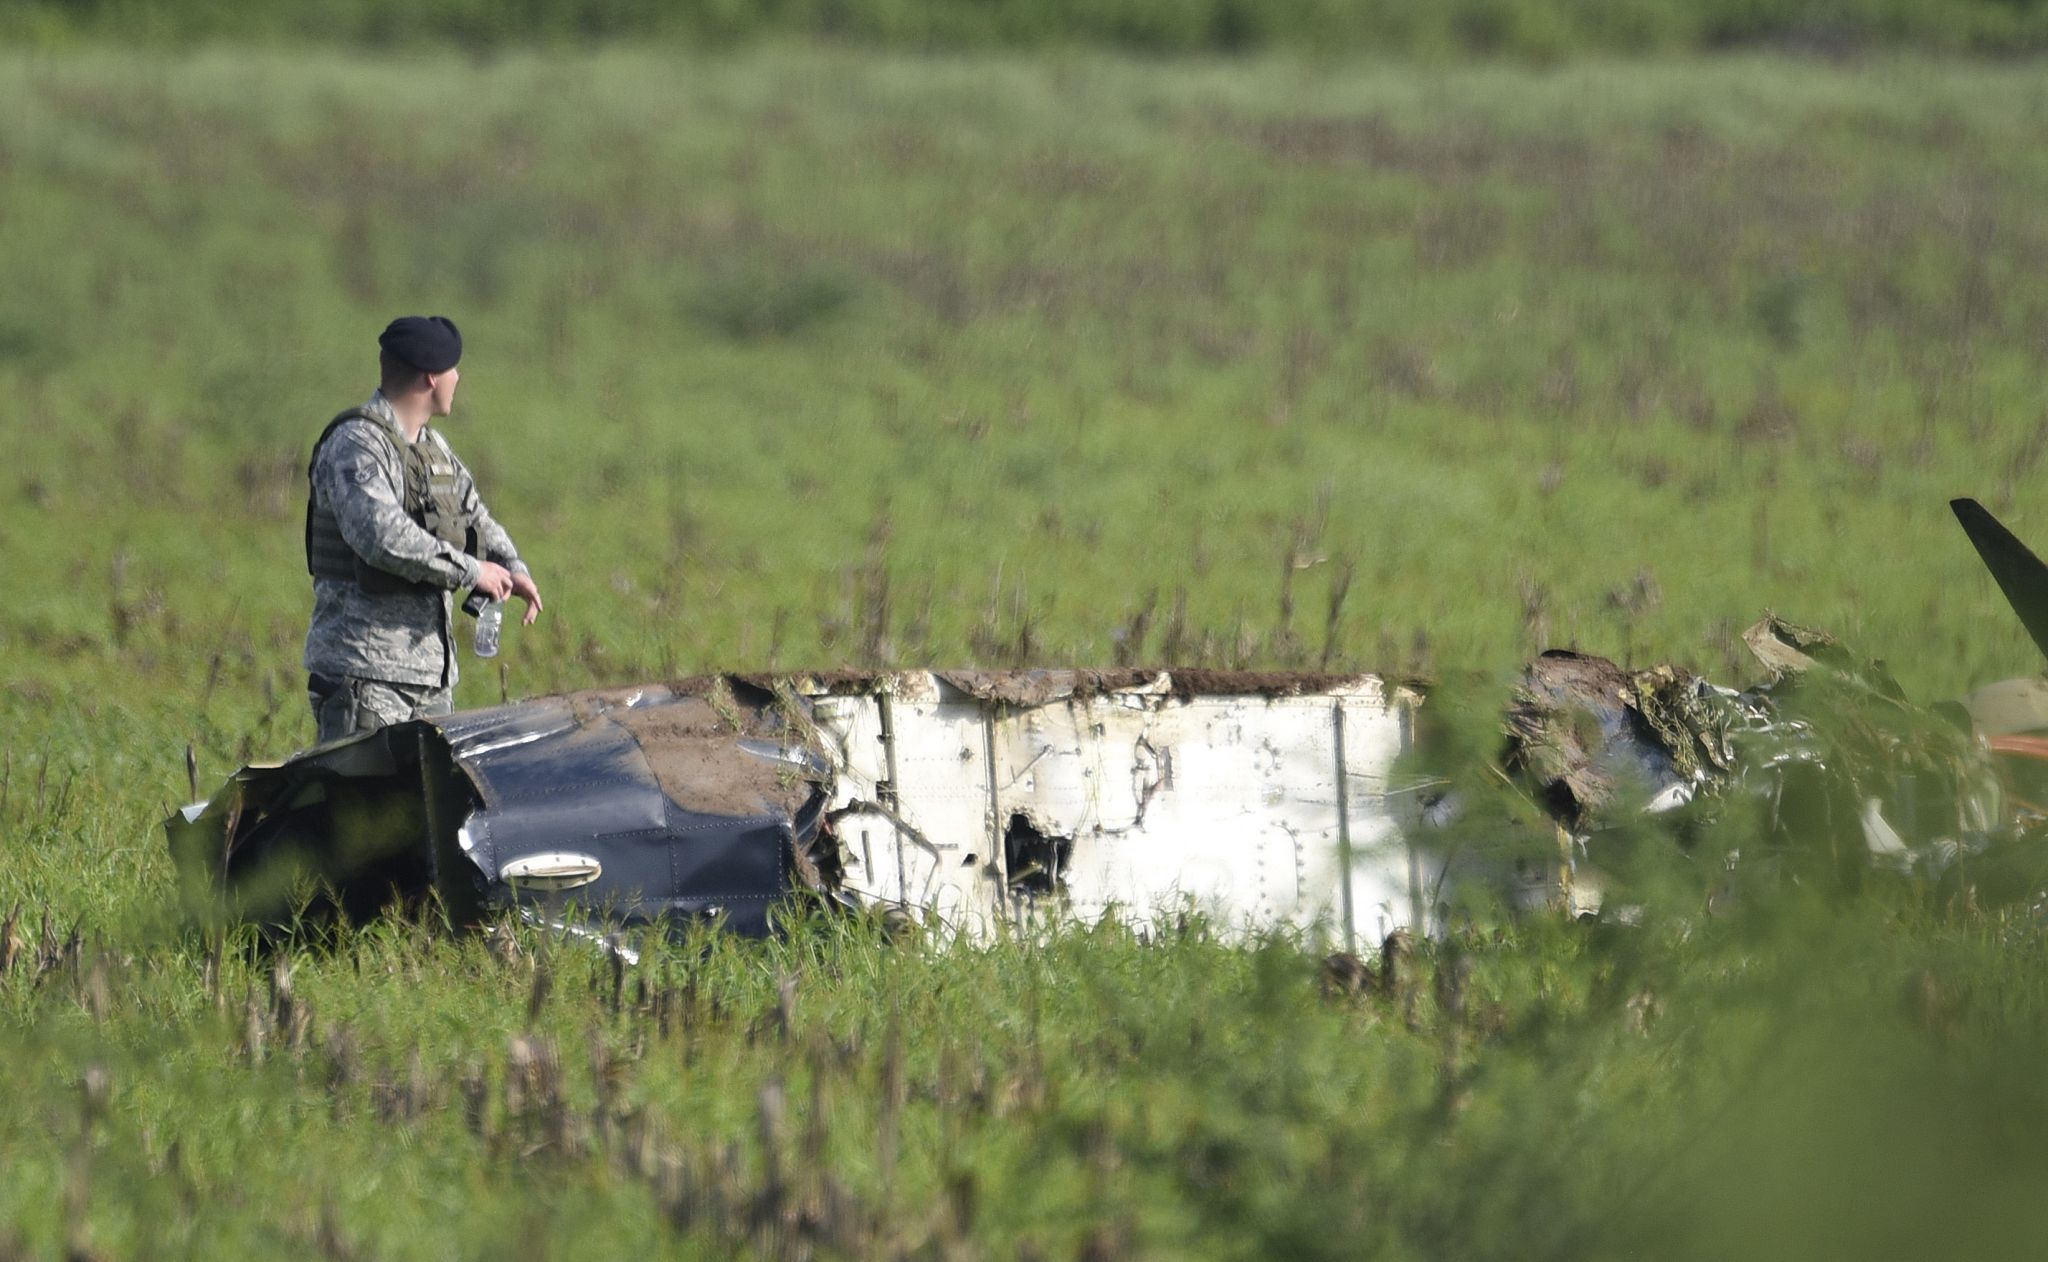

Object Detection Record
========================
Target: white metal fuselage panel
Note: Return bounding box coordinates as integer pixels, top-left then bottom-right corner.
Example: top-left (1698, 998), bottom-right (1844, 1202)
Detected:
top-left (805, 675), bottom-right (1424, 943)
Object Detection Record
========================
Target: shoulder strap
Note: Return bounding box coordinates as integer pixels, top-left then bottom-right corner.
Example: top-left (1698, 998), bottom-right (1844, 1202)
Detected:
top-left (306, 408), bottom-right (388, 482)
top-left (305, 408), bottom-right (395, 579)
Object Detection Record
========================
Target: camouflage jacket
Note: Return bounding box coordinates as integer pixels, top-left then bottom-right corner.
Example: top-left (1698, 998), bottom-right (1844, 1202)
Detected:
top-left (302, 392), bottom-right (526, 689)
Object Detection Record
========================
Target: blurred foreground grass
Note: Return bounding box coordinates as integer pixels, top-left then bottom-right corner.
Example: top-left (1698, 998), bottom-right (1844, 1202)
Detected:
top-left (7, 47), bottom-right (2048, 1257)
top-left (10, 805), bottom-right (2048, 1259)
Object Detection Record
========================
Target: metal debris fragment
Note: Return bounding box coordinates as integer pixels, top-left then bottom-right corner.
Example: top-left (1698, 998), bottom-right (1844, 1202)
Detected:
top-left (168, 671), bottom-right (1429, 947)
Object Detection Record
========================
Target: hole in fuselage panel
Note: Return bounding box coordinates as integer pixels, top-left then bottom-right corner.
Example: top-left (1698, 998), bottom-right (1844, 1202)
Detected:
top-left (1003, 813), bottom-right (1072, 897)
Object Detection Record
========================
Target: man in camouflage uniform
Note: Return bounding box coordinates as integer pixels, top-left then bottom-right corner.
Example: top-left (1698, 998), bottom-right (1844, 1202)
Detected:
top-left (303, 316), bottom-right (543, 743)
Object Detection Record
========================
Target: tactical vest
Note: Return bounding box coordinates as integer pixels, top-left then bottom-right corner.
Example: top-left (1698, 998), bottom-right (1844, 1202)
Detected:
top-left (305, 408), bottom-right (476, 596)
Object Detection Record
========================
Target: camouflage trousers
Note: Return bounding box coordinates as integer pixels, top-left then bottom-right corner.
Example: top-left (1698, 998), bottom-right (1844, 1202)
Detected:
top-left (308, 673), bottom-right (453, 745)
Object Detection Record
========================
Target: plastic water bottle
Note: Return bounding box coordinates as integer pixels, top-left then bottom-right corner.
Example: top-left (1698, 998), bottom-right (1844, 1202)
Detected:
top-left (473, 599), bottom-right (502, 658)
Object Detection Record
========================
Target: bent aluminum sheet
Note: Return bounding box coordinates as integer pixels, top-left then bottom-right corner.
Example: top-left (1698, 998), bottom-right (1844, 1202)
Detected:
top-left (167, 682), bottom-right (824, 939)
top-left (167, 671), bottom-right (1431, 945)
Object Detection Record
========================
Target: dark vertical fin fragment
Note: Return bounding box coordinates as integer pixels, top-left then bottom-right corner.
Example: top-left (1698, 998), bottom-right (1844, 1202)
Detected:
top-left (1953, 497), bottom-right (2048, 666)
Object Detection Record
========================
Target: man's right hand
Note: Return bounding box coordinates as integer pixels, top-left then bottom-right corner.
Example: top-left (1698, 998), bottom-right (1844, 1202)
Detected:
top-left (474, 561), bottom-right (515, 601)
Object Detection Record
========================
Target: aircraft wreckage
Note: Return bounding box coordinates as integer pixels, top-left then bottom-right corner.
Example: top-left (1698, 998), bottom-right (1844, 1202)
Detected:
top-left (166, 499), bottom-right (2048, 948)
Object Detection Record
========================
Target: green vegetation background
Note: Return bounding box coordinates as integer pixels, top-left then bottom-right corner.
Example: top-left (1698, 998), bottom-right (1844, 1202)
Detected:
top-left (18, 0), bottom-right (2048, 54)
top-left (6, 45), bottom-right (2048, 1259)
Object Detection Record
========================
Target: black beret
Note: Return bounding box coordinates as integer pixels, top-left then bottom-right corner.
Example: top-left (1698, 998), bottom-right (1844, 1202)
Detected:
top-left (378, 315), bottom-right (462, 373)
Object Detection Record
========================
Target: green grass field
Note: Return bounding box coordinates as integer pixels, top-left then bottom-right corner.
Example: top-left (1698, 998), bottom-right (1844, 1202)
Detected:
top-left (8, 47), bottom-right (2048, 1258)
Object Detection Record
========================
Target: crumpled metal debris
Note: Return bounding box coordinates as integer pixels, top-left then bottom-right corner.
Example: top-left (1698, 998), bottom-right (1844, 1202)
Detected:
top-left (168, 670), bottom-right (1427, 948)
top-left (1503, 652), bottom-right (1738, 827)
top-left (1502, 614), bottom-right (2002, 899)
top-left (167, 680), bottom-right (844, 947)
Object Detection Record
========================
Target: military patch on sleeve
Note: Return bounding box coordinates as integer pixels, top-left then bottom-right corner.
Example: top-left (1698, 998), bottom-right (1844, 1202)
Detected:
top-left (350, 463), bottom-right (377, 485)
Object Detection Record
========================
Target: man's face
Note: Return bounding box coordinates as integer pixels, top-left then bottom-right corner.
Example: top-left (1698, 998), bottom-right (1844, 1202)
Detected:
top-left (426, 365), bottom-right (460, 417)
